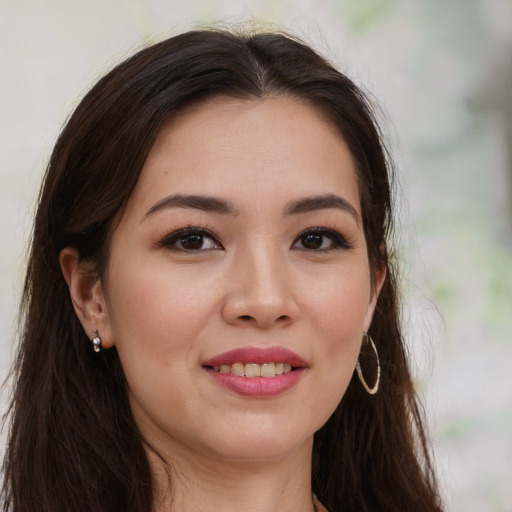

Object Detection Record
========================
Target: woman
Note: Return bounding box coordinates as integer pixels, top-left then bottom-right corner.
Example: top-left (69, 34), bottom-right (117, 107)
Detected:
top-left (2, 29), bottom-right (442, 511)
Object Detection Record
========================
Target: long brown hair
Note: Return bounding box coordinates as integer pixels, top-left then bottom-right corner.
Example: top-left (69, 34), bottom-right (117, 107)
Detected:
top-left (2, 29), bottom-right (442, 511)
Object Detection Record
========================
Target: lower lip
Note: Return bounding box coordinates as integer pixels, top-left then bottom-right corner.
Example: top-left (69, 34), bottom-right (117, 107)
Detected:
top-left (204, 368), bottom-right (306, 397)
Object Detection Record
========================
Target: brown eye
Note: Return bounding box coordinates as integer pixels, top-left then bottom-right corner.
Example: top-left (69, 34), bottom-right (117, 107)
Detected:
top-left (292, 228), bottom-right (351, 251)
top-left (158, 228), bottom-right (223, 252)
top-left (301, 233), bottom-right (324, 249)
top-left (179, 234), bottom-right (206, 250)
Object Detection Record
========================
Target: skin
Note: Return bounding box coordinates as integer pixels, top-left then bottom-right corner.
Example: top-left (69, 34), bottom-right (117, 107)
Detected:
top-left (61, 95), bottom-right (385, 511)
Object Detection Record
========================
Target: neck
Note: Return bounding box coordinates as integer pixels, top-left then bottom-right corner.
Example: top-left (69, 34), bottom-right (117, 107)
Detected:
top-left (148, 437), bottom-right (315, 512)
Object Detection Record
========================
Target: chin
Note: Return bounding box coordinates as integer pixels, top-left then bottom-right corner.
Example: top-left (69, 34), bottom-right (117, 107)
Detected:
top-left (198, 420), bottom-right (316, 464)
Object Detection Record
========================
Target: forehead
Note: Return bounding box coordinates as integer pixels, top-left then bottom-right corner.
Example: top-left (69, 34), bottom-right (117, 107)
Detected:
top-left (125, 95), bottom-right (360, 218)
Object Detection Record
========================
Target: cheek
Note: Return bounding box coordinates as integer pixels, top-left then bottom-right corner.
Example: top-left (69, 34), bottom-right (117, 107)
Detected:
top-left (301, 267), bottom-right (371, 418)
top-left (304, 268), bottom-right (371, 351)
top-left (311, 290), bottom-right (366, 378)
top-left (104, 257), bottom-right (222, 366)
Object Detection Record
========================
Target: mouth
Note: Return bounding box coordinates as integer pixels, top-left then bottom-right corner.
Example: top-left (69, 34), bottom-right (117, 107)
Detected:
top-left (201, 347), bottom-right (307, 397)
top-left (207, 362), bottom-right (296, 378)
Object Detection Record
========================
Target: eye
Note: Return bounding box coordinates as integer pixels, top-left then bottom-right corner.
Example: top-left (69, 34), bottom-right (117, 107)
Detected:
top-left (292, 228), bottom-right (352, 251)
top-left (158, 228), bottom-right (223, 252)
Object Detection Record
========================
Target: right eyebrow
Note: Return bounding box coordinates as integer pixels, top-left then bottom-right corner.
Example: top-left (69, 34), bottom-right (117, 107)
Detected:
top-left (285, 194), bottom-right (361, 224)
top-left (142, 193), bottom-right (239, 221)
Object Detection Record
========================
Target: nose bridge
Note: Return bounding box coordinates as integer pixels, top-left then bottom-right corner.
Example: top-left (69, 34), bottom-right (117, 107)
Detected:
top-left (245, 238), bottom-right (285, 294)
top-left (223, 236), bottom-right (298, 328)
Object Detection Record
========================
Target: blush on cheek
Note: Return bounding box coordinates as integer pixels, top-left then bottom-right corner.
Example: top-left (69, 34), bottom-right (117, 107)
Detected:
top-left (310, 289), bottom-right (369, 351)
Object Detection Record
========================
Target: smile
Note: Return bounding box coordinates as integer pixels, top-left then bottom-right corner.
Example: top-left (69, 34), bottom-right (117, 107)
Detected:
top-left (202, 347), bottom-right (307, 397)
top-left (210, 362), bottom-right (294, 377)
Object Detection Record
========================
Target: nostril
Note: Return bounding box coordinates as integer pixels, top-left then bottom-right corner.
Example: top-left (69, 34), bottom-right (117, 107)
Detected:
top-left (237, 314), bottom-right (290, 325)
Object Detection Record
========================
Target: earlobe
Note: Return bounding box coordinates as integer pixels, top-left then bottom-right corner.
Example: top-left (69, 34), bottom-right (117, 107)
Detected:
top-left (374, 260), bottom-right (387, 299)
top-left (364, 261), bottom-right (387, 332)
top-left (59, 247), bottom-right (113, 348)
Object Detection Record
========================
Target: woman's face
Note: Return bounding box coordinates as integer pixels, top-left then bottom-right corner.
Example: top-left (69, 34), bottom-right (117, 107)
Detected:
top-left (101, 96), bottom-right (383, 463)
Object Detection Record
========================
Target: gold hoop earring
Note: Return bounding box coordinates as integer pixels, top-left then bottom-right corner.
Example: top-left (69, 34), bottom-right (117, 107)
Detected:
top-left (355, 333), bottom-right (380, 395)
top-left (92, 330), bottom-right (102, 353)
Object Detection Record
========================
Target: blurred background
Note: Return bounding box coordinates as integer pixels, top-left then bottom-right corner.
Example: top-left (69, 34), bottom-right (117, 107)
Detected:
top-left (1, 1), bottom-right (511, 510)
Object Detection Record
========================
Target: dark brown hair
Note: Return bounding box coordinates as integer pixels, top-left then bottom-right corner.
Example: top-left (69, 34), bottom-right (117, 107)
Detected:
top-left (2, 29), bottom-right (442, 511)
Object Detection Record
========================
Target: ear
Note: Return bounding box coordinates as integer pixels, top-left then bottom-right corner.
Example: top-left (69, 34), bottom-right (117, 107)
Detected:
top-left (59, 247), bottom-right (114, 349)
top-left (363, 258), bottom-right (387, 332)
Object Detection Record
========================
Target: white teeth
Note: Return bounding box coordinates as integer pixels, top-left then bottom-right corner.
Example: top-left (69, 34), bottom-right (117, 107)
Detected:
top-left (210, 362), bottom-right (295, 377)
top-left (261, 362), bottom-right (276, 377)
top-left (244, 363), bottom-right (261, 377)
top-left (231, 362), bottom-right (245, 376)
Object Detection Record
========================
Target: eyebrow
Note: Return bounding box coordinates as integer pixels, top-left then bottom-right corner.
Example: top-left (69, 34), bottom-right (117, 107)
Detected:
top-left (143, 192), bottom-right (360, 223)
top-left (285, 194), bottom-right (360, 223)
top-left (143, 193), bottom-right (239, 219)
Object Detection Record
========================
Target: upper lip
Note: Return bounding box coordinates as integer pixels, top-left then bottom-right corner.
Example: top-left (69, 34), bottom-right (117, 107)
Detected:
top-left (202, 346), bottom-right (308, 367)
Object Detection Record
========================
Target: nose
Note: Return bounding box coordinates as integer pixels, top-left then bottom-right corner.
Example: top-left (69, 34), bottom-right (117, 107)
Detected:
top-left (221, 244), bottom-right (300, 329)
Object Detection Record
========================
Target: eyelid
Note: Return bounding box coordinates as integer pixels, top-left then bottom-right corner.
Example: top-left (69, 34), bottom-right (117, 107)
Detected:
top-left (292, 227), bottom-right (353, 251)
top-left (156, 226), bottom-right (351, 252)
top-left (157, 227), bottom-right (223, 251)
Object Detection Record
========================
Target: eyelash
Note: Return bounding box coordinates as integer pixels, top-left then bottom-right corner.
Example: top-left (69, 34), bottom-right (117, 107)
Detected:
top-left (293, 227), bottom-right (353, 251)
top-left (157, 227), bottom-right (352, 253)
top-left (157, 227), bottom-right (222, 252)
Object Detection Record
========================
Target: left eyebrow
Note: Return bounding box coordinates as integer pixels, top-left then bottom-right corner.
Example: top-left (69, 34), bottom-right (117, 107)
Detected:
top-left (143, 193), bottom-right (240, 220)
top-left (285, 194), bottom-right (360, 224)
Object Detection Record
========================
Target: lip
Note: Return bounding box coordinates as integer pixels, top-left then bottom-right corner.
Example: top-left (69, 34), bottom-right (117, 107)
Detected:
top-left (202, 347), bottom-right (308, 398)
top-left (202, 346), bottom-right (307, 367)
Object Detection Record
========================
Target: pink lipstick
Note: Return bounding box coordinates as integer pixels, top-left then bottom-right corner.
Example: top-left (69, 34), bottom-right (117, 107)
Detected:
top-left (202, 347), bottom-right (307, 398)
